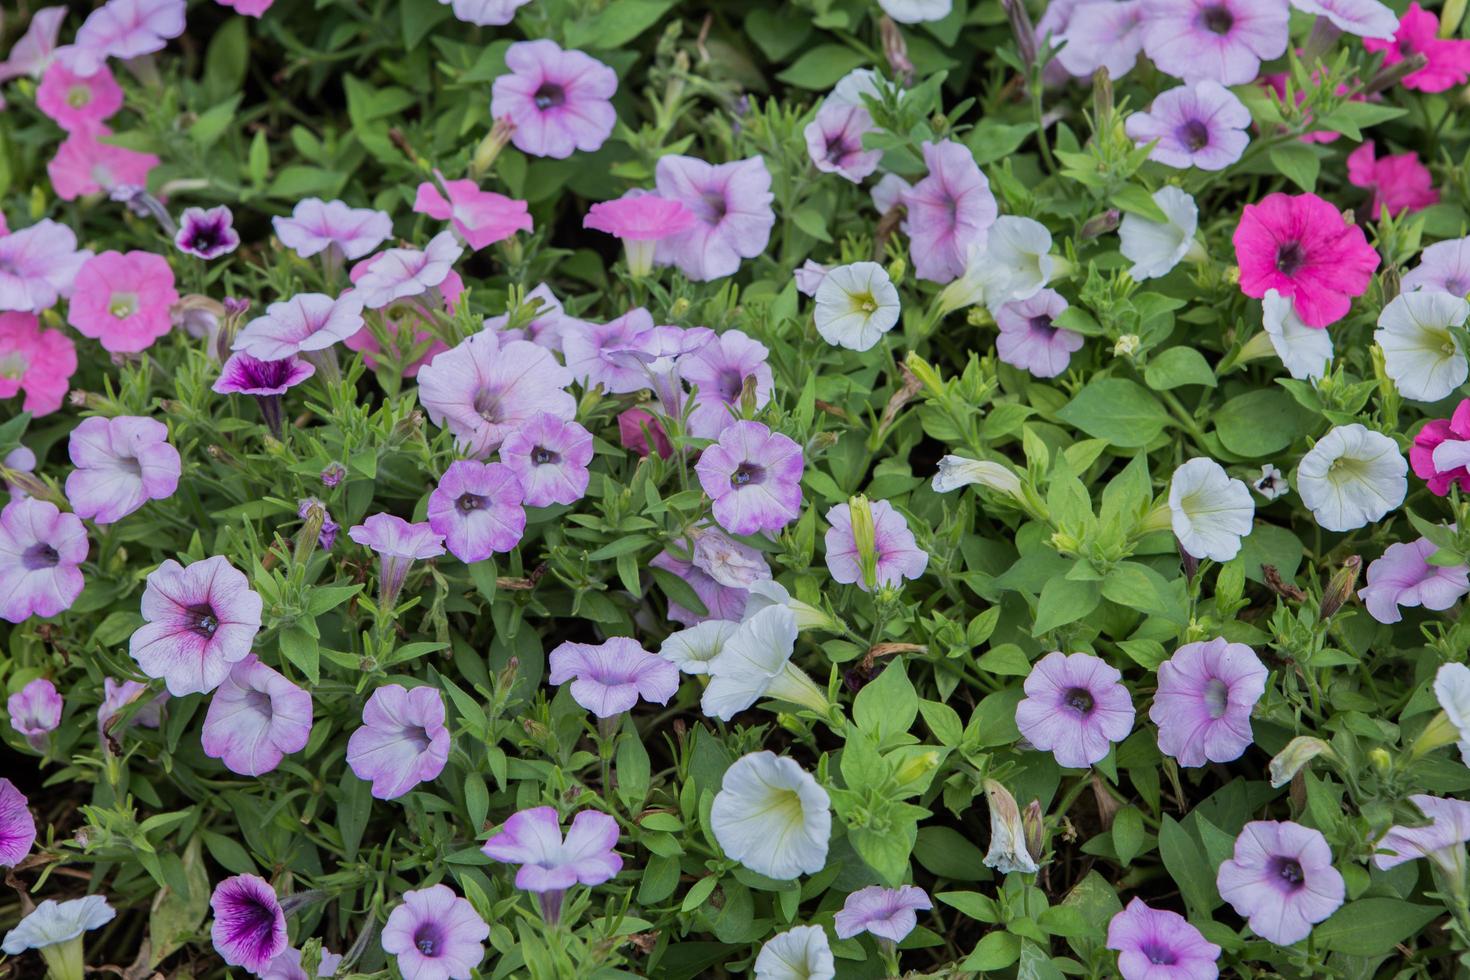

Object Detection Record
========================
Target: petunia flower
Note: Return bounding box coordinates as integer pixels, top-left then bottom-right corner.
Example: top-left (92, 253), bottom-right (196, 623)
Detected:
top-left (1125, 81), bottom-right (1251, 170)
top-left (129, 555), bottom-right (263, 696)
top-left (67, 250), bottom-right (179, 353)
top-left (659, 620), bottom-right (739, 676)
top-left (426, 460), bottom-right (526, 562)
top-left (0, 220), bottom-right (90, 314)
top-left (0, 8), bottom-right (66, 90)
top-left (701, 605), bottom-right (828, 720)
top-left (36, 61), bottom-right (123, 133)
top-left (481, 807), bottom-right (622, 922)
top-left (584, 193), bottom-right (696, 278)
top-left (680, 329), bottom-right (774, 440)
top-left (974, 215), bottom-right (1055, 311)
top-left (0, 778), bottom-right (36, 866)
top-left (695, 420), bottom-right (804, 536)
top-left (1403, 236), bottom-right (1470, 298)
top-left (650, 546), bottom-right (756, 625)
top-left (710, 751), bottom-right (831, 879)
top-left (618, 407), bottom-right (673, 459)
top-left (1056, 1), bottom-right (1145, 79)
top-left (344, 258), bottom-right (461, 377)
top-left (1216, 820), bottom-right (1345, 945)
top-left (692, 525), bottom-right (770, 589)
top-left (1297, 424), bottom-right (1406, 530)
top-left (0, 497), bottom-right (87, 623)
top-left (490, 40), bottom-right (617, 159)
top-left (272, 198), bottom-right (393, 261)
top-left (754, 925), bottom-right (835, 980)
top-left (804, 103), bottom-right (883, 184)
top-left (346, 684), bottom-right (451, 800)
top-left (174, 206), bottom-right (241, 260)
top-left (1168, 457), bottom-right (1255, 563)
top-left (414, 173), bottom-right (533, 251)
top-left (7, 677), bottom-right (62, 752)
top-left (2, 896), bottom-right (115, 975)
top-left (1358, 536), bottom-right (1470, 624)
top-left (0, 313), bottom-right (77, 415)
top-left (201, 655), bottom-right (313, 776)
top-left (437, 0), bottom-right (530, 24)
top-left (1140, 0), bottom-right (1290, 85)
top-left (260, 947), bottom-right (344, 980)
top-left (547, 638), bottom-right (678, 718)
top-left (1412, 399), bottom-right (1470, 496)
top-left (1253, 463), bottom-right (1289, 500)
top-left (983, 779), bottom-right (1038, 874)
top-left (64, 415), bottom-right (181, 525)
top-left (1233, 192), bottom-right (1380, 328)
top-left (904, 140), bottom-right (997, 284)
top-left (1288, 0), bottom-right (1396, 38)
top-left (814, 261), bottom-right (901, 352)
top-left (1374, 289), bottom-right (1469, 402)
top-left (380, 884), bottom-right (488, 980)
top-left (824, 498), bottom-right (928, 591)
top-left (499, 413), bottom-right (594, 507)
top-left (212, 352), bottom-right (315, 436)
top-left (348, 514), bottom-right (445, 610)
top-left (47, 130), bottom-right (159, 201)
top-left (1435, 663), bottom-right (1470, 765)
top-left (216, 0), bottom-right (275, 17)
top-left (1262, 289), bottom-right (1333, 380)
top-left (351, 232), bottom-right (464, 310)
top-left (1119, 186), bottom-right (1202, 280)
top-left (1015, 651), bottom-right (1135, 768)
top-left (1106, 898), bottom-right (1222, 980)
top-left (1374, 795), bottom-right (1470, 877)
top-left (1347, 142), bottom-right (1438, 219)
top-left (653, 155), bottom-right (776, 281)
top-left (210, 874), bottom-right (287, 972)
top-left (65, 0), bottom-right (185, 75)
top-left (834, 885), bottom-right (932, 943)
top-left (994, 288), bottom-right (1084, 378)
top-left (1151, 637), bottom-right (1268, 767)
top-left (561, 308), bottom-right (655, 394)
top-left (1363, 3), bottom-right (1470, 93)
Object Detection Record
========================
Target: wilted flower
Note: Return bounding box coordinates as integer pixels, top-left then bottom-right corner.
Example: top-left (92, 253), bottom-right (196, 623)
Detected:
top-left (481, 807), bottom-right (622, 922)
top-left (1168, 457), bottom-right (1255, 563)
top-left (491, 40), bottom-right (617, 159)
top-left (1126, 82), bottom-right (1251, 170)
top-left (1151, 637), bottom-right (1268, 767)
top-left (995, 288), bottom-right (1084, 378)
top-left (710, 751), bottom-right (831, 879)
top-left (1016, 651), bottom-right (1135, 768)
top-left (653, 155), bottom-right (776, 281)
top-left (1261, 290), bottom-right (1333, 380)
top-left (1358, 537), bottom-right (1470, 623)
top-left (1106, 898), bottom-right (1222, 979)
top-left (754, 925), bottom-right (835, 980)
top-left (1216, 820), bottom-right (1345, 946)
top-left (426, 460), bottom-right (526, 562)
top-left (547, 638), bottom-right (679, 718)
top-left (983, 779), bottom-right (1039, 874)
top-left (0, 779), bottom-right (36, 866)
top-left (202, 655), bottom-right (313, 776)
top-left (210, 874), bottom-right (287, 972)
top-left (175, 206), bottom-right (241, 260)
top-left (904, 140), bottom-right (997, 284)
top-left (68, 250), bottom-right (179, 353)
top-left (1140, 0), bottom-right (1289, 84)
top-left (130, 556), bottom-right (263, 696)
top-left (1374, 289), bottom-right (1469, 402)
top-left (695, 421), bottom-right (804, 536)
top-left (346, 684), bottom-right (451, 800)
top-left (814, 261), bottom-right (901, 352)
top-left (834, 885), bottom-right (932, 942)
top-left (0, 498), bottom-right (88, 623)
top-left (97, 676), bottom-right (165, 748)
top-left (381, 884), bottom-right (488, 980)
top-left (272, 198), bottom-right (393, 261)
top-left (1297, 424), bottom-right (1407, 531)
top-left (1374, 795), bottom-right (1470, 877)
top-left (7, 678), bottom-right (62, 752)
top-left (65, 415), bottom-right (181, 525)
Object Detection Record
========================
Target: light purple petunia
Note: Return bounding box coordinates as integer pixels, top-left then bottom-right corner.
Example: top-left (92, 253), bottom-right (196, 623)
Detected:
top-left (650, 548), bottom-right (758, 625)
top-left (0, 219), bottom-right (91, 313)
top-left (547, 638), bottom-right (680, 718)
top-left (1016, 651), bottom-right (1135, 768)
top-left (805, 104), bottom-right (883, 183)
top-left (1151, 637), bottom-right (1268, 768)
top-left (260, 946), bottom-right (344, 980)
top-left (346, 684), bottom-right (451, 800)
top-left (129, 555), bottom-right (264, 696)
top-left (499, 414), bottom-right (595, 507)
top-left (1358, 536), bottom-right (1470, 624)
top-left (681, 329), bottom-right (774, 440)
top-left (347, 514), bottom-right (446, 610)
top-left (490, 40), bottom-right (618, 159)
top-left (97, 676), bottom-right (165, 751)
top-left (695, 421), bottom-right (804, 536)
top-left (903, 140), bottom-right (998, 284)
top-left (273, 198), bottom-right (393, 261)
top-left (210, 873), bottom-right (288, 972)
top-left (427, 460), bottom-right (527, 562)
top-left (7, 678), bottom-right (61, 751)
top-left (1216, 820), bottom-right (1345, 945)
top-left (561, 308), bottom-right (658, 394)
top-left (481, 806), bottom-right (622, 922)
top-left (201, 655), bottom-right (313, 776)
top-left (653, 155), bottom-right (776, 282)
top-left (1403, 237), bottom-right (1470, 297)
top-left (439, 0), bottom-right (530, 25)
top-left (0, 497), bottom-right (88, 623)
top-left (233, 293), bottom-right (366, 361)
top-left (601, 323), bottom-right (714, 417)
top-left (0, 778), bottom-right (36, 866)
top-left (65, 0), bottom-right (186, 76)
top-left (353, 232), bottom-right (464, 310)
top-left (1106, 897), bottom-right (1221, 979)
top-left (995, 288), bottom-right (1084, 379)
top-left (833, 885), bottom-right (932, 943)
top-left (380, 884), bottom-right (488, 980)
top-left (64, 415), bottom-right (181, 525)
top-left (1125, 82), bottom-right (1252, 170)
top-left (1140, 0), bottom-right (1290, 85)
top-left (1291, 0), bottom-right (1397, 38)
top-left (417, 330), bottom-right (577, 458)
top-left (1056, 0), bottom-right (1146, 79)
top-left (1374, 795), bottom-right (1470, 871)
top-left (175, 206), bottom-right (240, 260)
top-left (824, 499), bottom-right (928, 592)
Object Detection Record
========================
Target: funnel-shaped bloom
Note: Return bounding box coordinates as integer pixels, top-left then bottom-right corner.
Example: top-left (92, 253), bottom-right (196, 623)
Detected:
top-left (130, 556), bottom-right (263, 696)
top-left (210, 874), bottom-right (287, 972)
top-left (711, 751), bottom-right (831, 879)
top-left (202, 655), bottom-right (313, 776)
top-left (346, 684), bottom-right (450, 799)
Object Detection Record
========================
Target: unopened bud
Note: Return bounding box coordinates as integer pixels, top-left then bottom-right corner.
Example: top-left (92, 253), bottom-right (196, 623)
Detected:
top-left (669, 297), bottom-right (692, 319)
top-left (848, 495), bottom-right (880, 591)
top-left (1268, 736), bottom-right (1334, 787)
top-left (1113, 334), bottom-right (1140, 357)
top-left (321, 462), bottom-right (347, 488)
top-left (1367, 51), bottom-right (1430, 94)
top-left (470, 116), bottom-right (517, 180)
top-left (1023, 799), bottom-right (1045, 861)
top-left (894, 749), bottom-right (940, 786)
top-left (1002, 0), bottom-right (1038, 70)
top-left (879, 16), bottom-right (914, 83)
top-left (1080, 209), bottom-right (1121, 240)
top-left (295, 499), bottom-right (326, 564)
top-left (1319, 555), bottom-right (1361, 621)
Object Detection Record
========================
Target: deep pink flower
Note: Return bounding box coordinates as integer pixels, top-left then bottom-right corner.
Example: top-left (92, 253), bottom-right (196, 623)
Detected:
top-left (904, 140), bottom-right (998, 284)
top-left (36, 62), bottom-right (123, 134)
top-left (1217, 820), bottom-right (1344, 945)
top-left (1233, 192), bottom-right (1380, 328)
top-left (210, 874), bottom-right (287, 972)
top-left (47, 129), bottom-right (159, 201)
top-left (68, 250), bottom-right (179, 353)
top-left (1412, 399), bottom-right (1470, 495)
top-left (1363, 3), bottom-right (1470, 93)
top-left (0, 778), bottom-right (36, 866)
top-left (0, 220), bottom-right (91, 313)
top-left (129, 556), bottom-right (264, 696)
top-left (584, 193), bottom-right (696, 277)
top-left (0, 312), bottom-right (77, 415)
top-left (681, 329), bottom-right (773, 439)
top-left (202, 655), bottom-right (313, 775)
top-left (1151, 637), bottom-right (1268, 767)
top-left (824, 498), bottom-right (928, 591)
top-left (1106, 898), bottom-right (1221, 979)
top-left (653, 155), bottom-right (776, 281)
top-left (1016, 651), bottom-right (1135, 768)
top-left (1346, 141), bottom-right (1438, 218)
top-left (1140, 0), bottom-right (1290, 85)
top-left (66, 0), bottom-right (186, 76)
top-left (548, 637), bottom-right (679, 718)
top-left (491, 40), bottom-right (617, 159)
top-left (65, 415), bottom-right (181, 524)
top-left (995, 288), bottom-right (1084, 378)
top-left (695, 421), bottom-right (804, 536)
top-left (273, 198), bottom-right (392, 261)
top-left (0, 499), bottom-right (86, 624)
top-left (804, 104), bottom-right (883, 183)
top-left (346, 684), bottom-right (450, 799)
top-left (500, 413), bottom-right (594, 507)
top-left (618, 407), bottom-right (672, 459)
top-left (414, 174), bottom-right (532, 250)
top-left (427, 460), bottom-right (527, 562)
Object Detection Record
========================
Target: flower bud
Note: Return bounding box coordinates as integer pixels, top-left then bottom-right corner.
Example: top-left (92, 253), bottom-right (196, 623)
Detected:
top-left (847, 495), bottom-right (881, 591)
top-left (1267, 736), bottom-right (1334, 787)
top-left (1023, 798), bottom-right (1045, 861)
top-left (1319, 555), bottom-right (1361, 621)
top-left (1002, 0), bottom-right (1038, 69)
top-left (932, 455), bottom-right (1024, 498)
top-left (983, 780), bottom-right (1040, 874)
top-left (470, 116), bottom-right (517, 179)
top-left (894, 749), bottom-right (940, 787)
top-left (1079, 209), bottom-right (1121, 240)
top-left (1113, 334), bottom-right (1140, 357)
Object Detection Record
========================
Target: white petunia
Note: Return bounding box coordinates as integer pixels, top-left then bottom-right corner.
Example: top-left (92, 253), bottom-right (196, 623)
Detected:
top-left (711, 752), bottom-right (832, 879)
top-left (822, 68), bottom-right (884, 112)
top-left (940, 217), bottom-right (1054, 315)
top-left (702, 605), bottom-right (828, 719)
top-left (983, 780), bottom-right (1039, 875)
top-left (1434, 663), bottom-right (1470, 767)
top-left (3, 896), bottom-right (115, 965)
top-left (1262, 290), bottom-right (1333, 381)
top-left (1296, 424), bottom-right (1407, 532)
top-left (814, 262), bottom-right (901, 352)
top-left (1374, 290), bottom-right (1470, 402)
top-left (741, 580), bottom-right (832, 631)
top-left (932, 455), bottom-right (1024, 497)
top-left (876, 0), bottom-right (953, 22)
top-left (1119, 186), bottom-right (1200, 281)
top-left (659, 620), bottom-right (739, 676)
top-left (1168, 458), bottom-right (1255, 562)
top-left (754, 925), bottom-right (836, 980)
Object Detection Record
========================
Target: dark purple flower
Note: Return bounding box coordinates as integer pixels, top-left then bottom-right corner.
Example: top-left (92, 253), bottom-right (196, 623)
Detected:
top-left (0, 778), bottom-right (36, 867)
top-left (213, 352), bottom-right (314, 438)
top-left (175, 205), bottom-right (240, 260)
top-left (210, 873), bottom-right (288, 972)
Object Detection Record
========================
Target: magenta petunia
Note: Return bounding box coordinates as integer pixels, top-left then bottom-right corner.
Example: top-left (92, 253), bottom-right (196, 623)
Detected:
top-left (584, 193), bottom-right (696, 277)
top-left (1106, 898), bottom-right (1221, 979)
top-left (804, 103), bottom-right (883, 183)
top-left (499, 413), bottom-right (594, 507)
top-left (347, 514), bottom-right (445, 610)
top-left (1363, 3), bottom-right (1470, 93)
top-left (1233, 192), bottom-right (1380, 328)
top-left (1411, 398), bottom-right (1470, 495)
top-left (1150, 637), bottom-right (1268, 768)
top-left (695, 420), bottom-right (804, 536)
top-left (0, 220), bottom-right (91, 314)
top-left (833, 885), bottom-right (932, 943)
top-left (653, 155), bottom-right (777, 281)
top-left (903, 140), bottom-right (998, 284)
top-left (0, 779), bottom-right (36, 867)
top-left (1216, 820), bottom-right (1345, 945)
top-left (824, 499), bottom-right (928, 591)
top-left (1140, 0), bottom-right (1290, 85)
top-left (681, 329), bottom-right (774, 440)
top-left (0, 498), bottom-right (87, 624)
top-left (65, 415), bottom-right (181, 525)
top-left (0, 313), bottom-right (77, 416)
top-left (618, 407), bottom-right (673, 460)
top-left (414, 174), bottom-right (533, 250)
top-left (65, 0), bottom-right (186, 76)
top-left (547, 637), bottom-right (680, 718)
top-left (380, 884), bottom-right (488, 980)
top-left (426, 460), bottom-right (527, 562)
top-left (346, 684), bottom-right (451, 800)
top-left (7, 677), bottom-right (62, 751)
top-left (994, 288), bottom-right (1084, 378)
top-left (491, 40), bottom-right (618, 159)
top-left (482, 806), bottom-right (622, 922)
top-left (174, 205), bottom-right (241, 260)
top-left (35, 61), bottom-right (123, 133)
top-left (417, 330), bottom-right (577, 457)
top-left (213, 352), bottom-right (314, 398)
top-left (47, 129), bottom-right (159, 201)
top-left (1358, 536), bottom-right (1470, 623)
top-left (1125, 82), bottom-right (1251, 171)
top-left (210, 873), bottom-right (288, 973)
top-left (1346, 141), bottom-right (1438, 219)
top-left (1015, 651), bottom-right (1135, 768)
top-left (273, 198), bottom-right (393, 261)
top-left (129, 555), bottom-right (264, 696)
top-left (201, 655), bottom-right (313, 776)
top-left (67, 250), bottom-right (179, 353)
top-left (233, 293), bottom-right (366, 361)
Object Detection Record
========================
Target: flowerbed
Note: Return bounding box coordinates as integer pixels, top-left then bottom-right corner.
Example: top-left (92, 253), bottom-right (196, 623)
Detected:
top-left (3, 0), bottom-right (1470, 976)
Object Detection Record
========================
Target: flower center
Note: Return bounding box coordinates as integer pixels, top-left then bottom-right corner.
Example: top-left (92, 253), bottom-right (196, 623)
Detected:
top-left (717, 370), bottom-right (746, 401)
top-left (405, 725), bottom-right (432, 753)
top-left (1199, 3), bottom-right (1234, 33)
top-left (532, 446), bottom-right (560, 465)
top-left (1446, 278), bottom-right (1469, 297)
top-left (701, 190), bottom-right (728, 222)
top-left (21, 543), bottom-right (60, 571)
top-left (189, 223), bottom-right (221, 251)
top-left (244, 688), bottom-right (273, 718)
top-left (1028, 315), bottom-right (1057, 337)
top-left (850, 291), bottom-right (879, 316)
top-left (0, 351), bottom-right (29, 379)
top-left (825, 134), bottom-right (852, 163)
top-left (730, 462), bottom-right (765, 487)
top-left (473, 387), bottom-right (503, 423)
top-left (413, 923), bottom-right (443, 956)
top-left (246, 359), bottom-right (294, 389)
top-left (1273, 856), bottom-right (1305, 889)
top-left (457, 492), bottom-right (486, 512)
top-left (66, 84), bottom-right (93, 108)
top-left (109, 292), bottom-right (139, 319)
top-left (533, 83), bottom-right (566, 110)
top-left (1275, 242), bottom-right (1305, 276)
top-left (1143, 943), bottom-right (1178, 966)
top-left (1179, 118), bottom-right (1210, 151)
top-left (1064, 687), bottom-right (1094, 714)
top-left (187, 604), bottom-right (220, 637)
top-left (1204, 677), bottom-right (1230, 719)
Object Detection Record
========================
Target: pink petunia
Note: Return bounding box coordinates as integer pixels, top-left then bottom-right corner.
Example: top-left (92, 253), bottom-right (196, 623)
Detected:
top-left (413, 173), bottom-right (532, 251)
top-left (47, 129), bottom-right (159, 201)
top-left (490, 40), bottom-right (618, 159)
top-left (68, 250), bottom-right (179, 353)
top-left (0, 313), bottom-right (77, 416)
top-left (903, 140), bottom-right (998, 284)
top-left (1363, 2), bottom-right (1470, 93)
top-left (343, 256), bottom-right (462, 378)
top-left (36, 62), bottom-right (124, 134)
top-left (652, 155), bottom-right (776, 282)
top-left (1346, 141), bottom-right (1438, 218)
top-left (215, 0), bottom-right (274, 16)
top-left (584, 193), bottom-right (696, 278)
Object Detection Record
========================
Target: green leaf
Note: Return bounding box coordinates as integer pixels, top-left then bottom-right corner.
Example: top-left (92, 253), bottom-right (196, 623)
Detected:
top-left (564, 0), bottom-right (675, 49)
top-left (744, 9), bottom-right (812, 60)
top-left (854, 658), bottom-right (918, 741)
top-left (1110, 184), bottom-right (1170, 223)
top-left (1057, 378), bottom-right (1170, 448)
top-left (1158, 815), bottom-right (1219, 914)
top-left (775, 45), bottom-right (867, 89)
top-left (1315, 899), bottom-right (1441, 955)
top-left (201, 830), bottom-right (255, 876)
top-left (1145, 347), bottom-right (1217, 390)
top-left (203, 18), bottom-right (249, 99)
top-left (961, 931), bottom-right (1021, 970)
top-left (1268, 142), bottom-right (1320, 193)
top-left (1214, 389), bottom-right (1315, 457)
top-left (1033, 575), bottom-right (1102, 635)
top-left (279, 625), bottom-right (319, 684)
top-left (1112, 806), bottom-right (1145, 866)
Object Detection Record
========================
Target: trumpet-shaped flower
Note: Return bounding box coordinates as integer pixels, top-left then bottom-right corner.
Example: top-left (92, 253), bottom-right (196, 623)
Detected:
top-left (202, 655), bottom-right (313, 776)
top-left (210, 874), bottom-right (287, 972)
top-left (547, 638), bottom-right (679, 718)
top-left (681, 329), bottom-right (773, 439)
top-left (1374, 796), bottom-right (1470, 873)
top-left (273, 198), bottom-right (393, 261)
top-left (653, 155), bottom-right (776, 281)
top-left (1057, 0), bottom-right (1145, 78)
top-left (754, 925), bottom-right (835, 980)
top-left (1120, 186), bottom-right (1200, 281)
top-left (0, 498), bottom-right (87, 623)
top-left (7, 678), bottom-right (61, 751)
top-left (346, 684), bottom-right (451, 800)
top-left (1016, 651), bottom-right (1134, 768)
top-left (2, 896), bottom-right (115, 962)
top-left (814, 261), bottom-right (901, 352)
top-left (130, 556), bottom-right (262, 696)
top-left (438, 0), bottom-right (529, 23)
top-left (348, 514), bottom-right (445, 610)
top-left (65, 415), bottom-right (181, 525)
top-left (1106, 898), bottom-right (1222, 980)
top-left (1126, 82), bottom-right (1251, 171)
top-left (1296, 424), bottom-right (1407, 531)
top-left (711, 751), bottom-right (831, 879)
top-left (499, 414), bottom-right (593, 507)
top-left (234, 293), bottom-right (365, 361)
top-left (381, 884), bottom-right (488, 980)
top-left (1434, 662), bottom-right (1470, 766)
top-left (659, 620), bottom-right (739, 675)
top-left (1358, 537), bottom-right (1470, 623)
top-left (1262, 289), bottom-right (1333, 380)
top-left (414, 174), bottom-right (532, 252)
top-left (583, 193), bottom-right (695, 277)
top-left (702, 605), bottom-right (826, 720)
top-left (1216, 821), bottom-right (1345, 946)
top-left (1151, 637), bottom-right (1268, 767)
top-left (1169, 457), bottom-right (1255, 562)
top-left (1374, 289), bottom-right (1469, 402)
top-left (695, 421), bottom-right (804, 536)
top-left (66, 0), bottom-right (185, 74)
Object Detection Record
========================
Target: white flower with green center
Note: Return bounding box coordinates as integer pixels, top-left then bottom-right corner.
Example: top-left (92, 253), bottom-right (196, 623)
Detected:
top-left (1119, 186), bottom-right (1202, 281)
top-left (2, 896), bottom-right (115, 980)
top-left (813, 261), bottom-right (900, 352)
top-left (753, 925), bottom-right (835, 980)
top-left (710, 751), bottom-right (832, 879)
top-left (1297, 424), bottom-right (1407, 532)
top-left (1374, 289), bottom-right (1470, 402)
top-left (1168, 457), bottom-right (1255, 562)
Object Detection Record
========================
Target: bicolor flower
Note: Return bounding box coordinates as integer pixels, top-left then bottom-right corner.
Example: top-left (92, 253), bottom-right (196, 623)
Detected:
top-left (0, 497), bottom-right (87, 623)
top-left (710, 751), bottom-right (831, 879)
top-left (1168, 457), bottom-right (1254, 562)
top-left (1374, 289), bottom-right (1469, 402)
top-left (547, 638), bottom-right (679, 718)
top-left (174, 206), bottom-right (241, 260)
top-left (1151, 637), bottom-right (1268, 767)
top-left (202, 655), bottom-right (313, 776)
top-left (210, 874), bottom-right (287, 973)
top-left (129, 556), bottom-right (263, 696)
top-left (65, 415), bottom-right (181, 525)
top-left (804, 103), bottom-right (882, 183)
top-left (380, 884), bottom-right (488, 980)
top-left (814, 261), bottom-right (901, 352)
top-left (426, 460), bottom-right (526, 562)
top-left (1015, 651), bottom-right (1135, 768)
top-left (346, 684), bottom-right (451, 799)
top-left (695, 421), bottom-right (804, 536)
top-left (1216, 821), bottom-right (1345, 946)
top-left (1296, 424), bottom-right (1406, 531)
top-left (491, 40), bottom-right (617, 159)
top-left (481, 806), bottom-right (622, 922)
top-left (1056, 1), bottom-right (1145, 78)
top-left (903, 140), bottom-right (997, 284)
